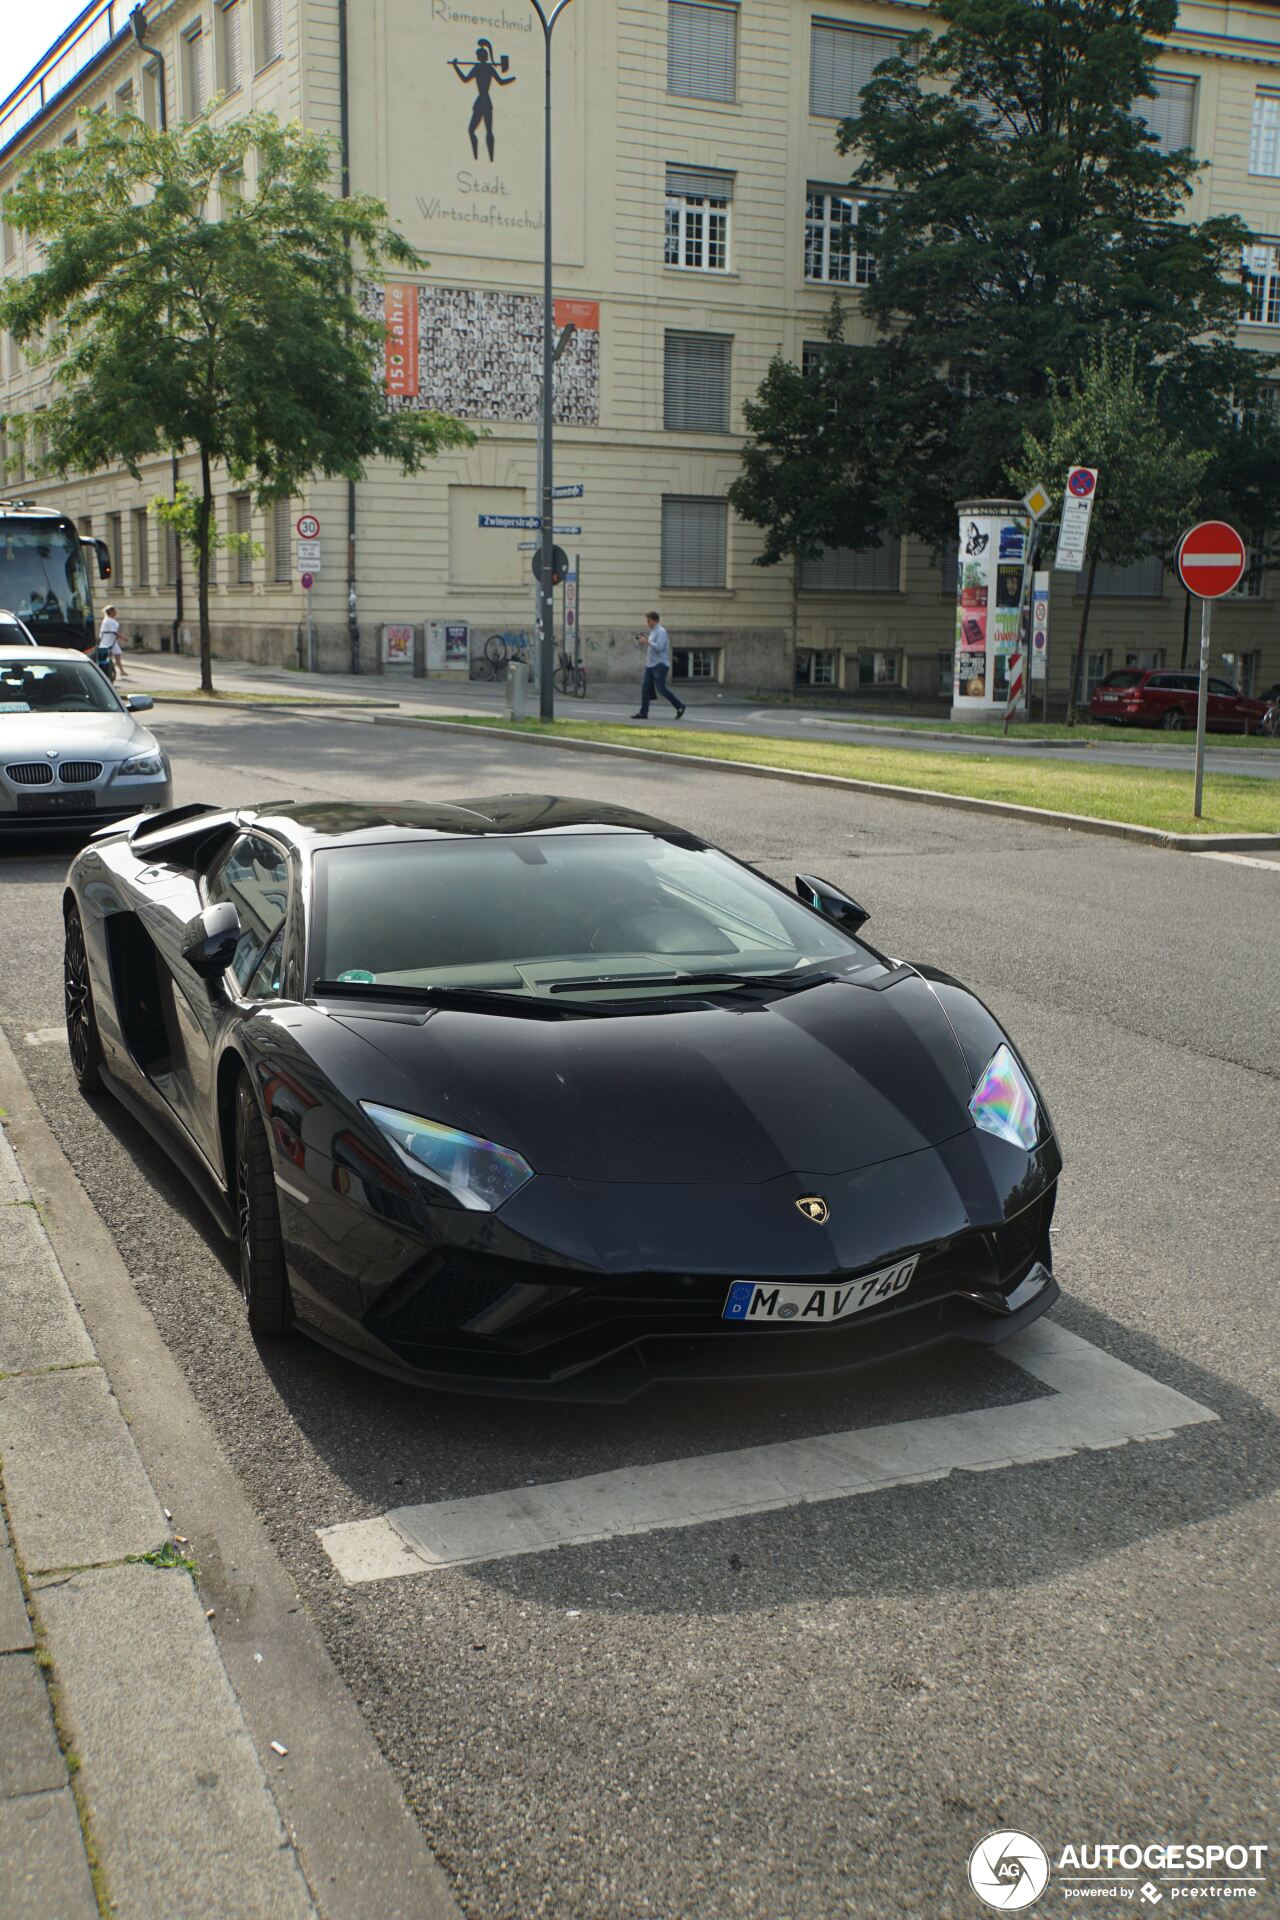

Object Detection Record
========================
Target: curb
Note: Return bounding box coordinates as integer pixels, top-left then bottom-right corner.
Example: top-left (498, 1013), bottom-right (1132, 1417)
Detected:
top-left (0, 1027), bottom-right (462, 1920)
top-left (370, 716), bottom-right (1280, 853)
top-left (143, 693), bottom-right (401, 712)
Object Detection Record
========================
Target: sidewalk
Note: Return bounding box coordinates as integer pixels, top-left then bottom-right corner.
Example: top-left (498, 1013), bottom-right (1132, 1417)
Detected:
top-left (0, 1029), bottom-right (461, 1920)
top-left (0, 1125), bottom-right (318, 1920)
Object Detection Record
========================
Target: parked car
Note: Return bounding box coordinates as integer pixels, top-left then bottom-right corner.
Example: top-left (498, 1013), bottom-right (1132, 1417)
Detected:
top-left (61, 796), bottom-right (1060, 1398)
top-left (0, 610), bottom-right (38, 647)
top-left (1089, 668), bottom-right (1270, 733)
top-left (0, 646), bottom-right (171, 831)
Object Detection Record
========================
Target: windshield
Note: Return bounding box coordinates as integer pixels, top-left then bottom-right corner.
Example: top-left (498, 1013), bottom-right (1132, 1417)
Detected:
top-left (312, 834), bottom-right (875, 998)
top-left (0, 656), bottom-right (122, 716)
top-left (0, 525), bottom-right (92, 637)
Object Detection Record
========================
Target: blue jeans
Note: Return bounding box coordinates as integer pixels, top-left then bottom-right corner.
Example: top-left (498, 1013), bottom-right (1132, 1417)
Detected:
top-left (639, 664), bottom-right (682, 716)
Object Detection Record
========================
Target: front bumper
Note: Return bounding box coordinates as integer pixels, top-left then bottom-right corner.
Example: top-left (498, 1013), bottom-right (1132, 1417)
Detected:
top-left (279, 1125), bottom-right (1063, 1402)
top-left (0, 773), bottom-right (172, 829)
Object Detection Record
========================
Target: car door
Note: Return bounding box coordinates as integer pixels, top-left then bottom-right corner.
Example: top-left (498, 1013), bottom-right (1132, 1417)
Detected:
top-left (166, 831), bottom-right (293, 1169)
top-left (1207, 678), bottom-right (1240, 732)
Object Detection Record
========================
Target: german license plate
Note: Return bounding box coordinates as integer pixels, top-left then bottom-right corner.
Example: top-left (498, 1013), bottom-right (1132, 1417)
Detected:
top-left (16, 791), bottom-right (94, 813)
top-left (722, 1257), bottom-right (918, 1325)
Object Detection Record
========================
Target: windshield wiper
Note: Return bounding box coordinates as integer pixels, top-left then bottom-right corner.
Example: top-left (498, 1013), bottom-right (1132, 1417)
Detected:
top-left (311, 979), bottom-right (567, 1019)
top-left (545, 968), bottom-right (843, 998)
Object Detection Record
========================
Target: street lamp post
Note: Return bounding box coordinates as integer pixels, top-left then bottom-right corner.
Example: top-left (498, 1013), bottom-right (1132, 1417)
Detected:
top-left (529, 0), bottom-right (576, 722)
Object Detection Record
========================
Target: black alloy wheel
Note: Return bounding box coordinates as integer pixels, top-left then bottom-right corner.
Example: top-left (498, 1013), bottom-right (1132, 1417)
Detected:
top-left (1162, 708), bottom-right (1187, 731)
top-left (234, 1077), bottom-right (294, 1338)
top-left (63, 904), bottom-right (104, 1095)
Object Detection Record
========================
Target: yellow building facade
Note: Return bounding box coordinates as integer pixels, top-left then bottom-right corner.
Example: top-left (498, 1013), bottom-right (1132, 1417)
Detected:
top-left (1, 0), bottom-right (1278, 698)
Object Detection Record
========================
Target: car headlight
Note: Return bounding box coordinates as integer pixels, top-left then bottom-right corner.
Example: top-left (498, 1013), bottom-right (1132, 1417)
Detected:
top-left (118, 752), bottom-right (165, 776)
top-left (968, 1044), bottom-right (1039, 1150)
top-left (360, 1102), bottom-right (534, 1211)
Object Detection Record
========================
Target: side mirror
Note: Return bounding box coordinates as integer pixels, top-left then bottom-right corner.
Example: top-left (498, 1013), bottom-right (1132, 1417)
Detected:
top-left (94, 538), bottom-right (112, 581)
top-left (182, 902), bottom-right (242, 980)
top-left (125, 693), bottom-right (154, 712)
top-left (795, 873), bottom-right (870, 934)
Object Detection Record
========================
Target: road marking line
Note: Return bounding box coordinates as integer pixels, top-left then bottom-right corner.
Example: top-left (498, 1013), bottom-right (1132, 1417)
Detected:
top-left (1189, 851), bottom-right (1280, 871)
top-left (316, 1322), bottom-right (1217, 1584)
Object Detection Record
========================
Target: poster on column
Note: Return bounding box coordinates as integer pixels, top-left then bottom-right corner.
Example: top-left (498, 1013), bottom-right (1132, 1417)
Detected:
top-left (953, 510), bottom-right (1031, 713)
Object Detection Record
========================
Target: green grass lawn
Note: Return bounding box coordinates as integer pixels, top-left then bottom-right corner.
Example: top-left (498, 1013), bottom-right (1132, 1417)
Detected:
top-left (763, 707), bottom-right (1280, 749)
top-left (431, 716), bottom-right (1280, 837)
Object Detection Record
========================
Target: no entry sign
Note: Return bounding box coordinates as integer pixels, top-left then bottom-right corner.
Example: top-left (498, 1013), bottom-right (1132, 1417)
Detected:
top-left (1177, 521), bottom-right (1246, 599)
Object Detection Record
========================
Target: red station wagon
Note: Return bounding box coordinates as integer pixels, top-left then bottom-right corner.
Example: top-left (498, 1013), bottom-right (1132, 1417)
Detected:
top-left (1090, 668), bottom-right (1270, 733)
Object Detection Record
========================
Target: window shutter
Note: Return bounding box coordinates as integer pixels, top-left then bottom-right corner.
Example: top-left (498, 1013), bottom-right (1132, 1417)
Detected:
top-left (664, 332), bottom-right (731, 433)
top-left (665, 165), bottom-right (734, 202)
top-left (667, 2), bottom-right (737, 103)
top-left (809, 24), bottom-right (904, 120)
top-left (186, 28), bottom-right (207, 117)
top-left (800, 539), bottom-right (900, 592)
top-left (263, 0), bottom-right (284, 64)
top-left (273, 499), bottom-right (292, 582)
top-left (223, 0), bottom-right (243, 92)
top-left (1139, 77), bottom-right (1195, 153)
top-left (661, 497), bottom-right (727, 589)
top-left (1251, 93), bottom-right (1280, 176)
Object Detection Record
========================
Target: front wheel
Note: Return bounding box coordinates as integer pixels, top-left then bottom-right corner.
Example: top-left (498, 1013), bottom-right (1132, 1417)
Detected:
top-left (63, 903), bottom-right (104, 1095)
top-left (484, 632), bottom-right (509, 666)
top-left (572, 666), bottom-right (588, 699)
top-left (234, 1079), bottom-right (294, 1338)
top-left (1161, 708), bottom-right (1186, 732)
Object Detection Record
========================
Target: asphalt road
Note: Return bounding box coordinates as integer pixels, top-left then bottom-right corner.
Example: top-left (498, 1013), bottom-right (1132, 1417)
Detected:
top-left (135, 653), bottom-right (1280, 783)
top-left (2, 704), bottom-right (1277, 1920)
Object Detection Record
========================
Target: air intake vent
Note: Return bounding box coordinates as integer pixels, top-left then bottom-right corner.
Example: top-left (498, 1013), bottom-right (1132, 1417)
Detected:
top-left (6, 763), bottom-right (54, 786)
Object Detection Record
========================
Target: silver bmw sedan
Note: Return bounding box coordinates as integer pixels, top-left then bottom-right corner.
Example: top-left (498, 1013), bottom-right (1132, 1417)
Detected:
top-left (0, 646), bottom-right (172, 832)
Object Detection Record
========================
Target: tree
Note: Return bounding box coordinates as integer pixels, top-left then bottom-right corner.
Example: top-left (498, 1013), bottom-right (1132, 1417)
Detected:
top-left (0, 109), bottom-right (472, 691)
top-left (728, 305), bottom-right (955, 655)
top-left (1008, 337), bottom-right (1208, 721)
top-left (736, 0), bottom-right (1266, 560)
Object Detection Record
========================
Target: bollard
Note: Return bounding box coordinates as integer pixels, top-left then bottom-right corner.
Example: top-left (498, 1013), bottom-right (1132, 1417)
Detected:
top-left (505, 659), bottom-right (529, 719)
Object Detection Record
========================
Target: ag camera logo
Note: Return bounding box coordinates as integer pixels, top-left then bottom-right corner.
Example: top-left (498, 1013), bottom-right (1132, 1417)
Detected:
top-left (968, 1830), bottom-right (1051, 1910)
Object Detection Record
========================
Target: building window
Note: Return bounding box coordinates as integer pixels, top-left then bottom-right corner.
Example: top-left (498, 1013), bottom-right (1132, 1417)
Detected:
top-left (161, 522), bottom-right (180, 589)
top-left (857, 649), bottom-right (900, 688)
top-left (667, 1), bottom-right (737, 103)
top-left (1243, 244), bottom-right (1280, 326)
top-left (799, 539), bottom-right (901, 593)
top-left (1249, 91), bottom-right (1280, 177)
top-left (183, 23), bottom-right (208, 120)
top-left (258, 0), bottom-right (284, 69)
top-left (141, 61), bottom-right (163, 128)
top-left (1077, 651), bottom-right (1107, 703)
top-left (1138, 76), bottom-right (1196, 154)
top-left (271, 497), bottom-right (292, 583)
top-left (1221, 651), bottom-right (1257, 695)
top-left (664, 331), bottom-right (731, 433)
top-left (232, 493), bottom-right (253, 584)
top-left (672, 647), bottom-right (720, 681)
top-left (664, 166), bottom-right (732, 272)
top-left (132, 508), bottom-right (151, 588)
top-left (795, 648), bottom-right (838, 687)
top-left (1124, 649), bottom-right (1164, 670)
top-left (809, 23), bottom-right (905, 121)
top-left (661, 496), bottom-right (727, 589)
top-left (937, 651), bottom-right (953, 696)
top-left (218, 0), bottom-right (244, 93)
top-left (1230, 546), bottom-right (1266, 599)
top-left (114, 79), bottom-right (134, 114)
top-left (804, 187), bottom-right (875, 286)
top-left (2, 214), bottom-right (15, 264)
top-left (108, 513), bottom-right (124, 586)
top-left (1081, 554), bottom-right (1165, 596)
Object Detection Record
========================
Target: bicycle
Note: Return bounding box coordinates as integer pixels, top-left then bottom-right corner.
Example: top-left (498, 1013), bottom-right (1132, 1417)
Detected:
top-left (554, 645), bottom-right (587, 699)
top-left (484, 630), bottom-right (533, 673)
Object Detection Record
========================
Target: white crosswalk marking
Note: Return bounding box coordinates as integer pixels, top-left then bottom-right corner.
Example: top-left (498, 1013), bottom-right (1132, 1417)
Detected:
top-left (316, 1322), bottom-right (1217, 1584)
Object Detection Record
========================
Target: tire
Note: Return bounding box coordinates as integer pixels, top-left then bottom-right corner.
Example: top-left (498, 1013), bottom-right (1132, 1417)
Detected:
top-left (234, 1078), bottom-right (294, 1337)
top-left (63, 903), bottom-right (104, 1095)
top-left (469, 656), bottom-right (494, 681)
top-left (573, 666), bottom-right (588, 700)
top-left (553, 664), bottom-right (570, 696)
top-left (484, 632), bottom-right (508, 666)
top-left (1160, 708), bottom-right (1187, 731)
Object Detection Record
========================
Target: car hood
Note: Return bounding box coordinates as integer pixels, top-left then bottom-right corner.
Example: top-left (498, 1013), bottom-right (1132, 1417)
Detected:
top-left (336, 971), bottom-right (979, 1185)
top-left (0, 711), bottom-right (156, 762)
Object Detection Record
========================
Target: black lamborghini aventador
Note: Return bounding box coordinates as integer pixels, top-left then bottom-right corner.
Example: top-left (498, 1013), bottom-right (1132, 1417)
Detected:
top-left (62, 795), bottom-right (1061, 1400)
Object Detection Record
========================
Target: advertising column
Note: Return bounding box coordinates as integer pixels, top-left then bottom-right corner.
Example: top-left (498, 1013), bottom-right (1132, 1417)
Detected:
top-left (952, 499), bottom-right (1033, 722)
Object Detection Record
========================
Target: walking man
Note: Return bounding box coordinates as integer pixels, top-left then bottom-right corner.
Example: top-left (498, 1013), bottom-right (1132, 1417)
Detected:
top-left (631, 611), bottom-right (686, 721)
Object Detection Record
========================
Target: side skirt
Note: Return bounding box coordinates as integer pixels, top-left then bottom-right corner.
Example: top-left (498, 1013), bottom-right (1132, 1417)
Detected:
top-left (100, 1065), bottom-right (235, 1239)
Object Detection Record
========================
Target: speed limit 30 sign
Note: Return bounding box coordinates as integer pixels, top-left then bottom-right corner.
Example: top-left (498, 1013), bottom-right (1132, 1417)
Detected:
top-left (296, 513), bottom-right (321, 541)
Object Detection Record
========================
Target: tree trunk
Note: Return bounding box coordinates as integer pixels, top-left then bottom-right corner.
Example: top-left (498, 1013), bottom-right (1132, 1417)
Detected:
top-left (197, 447), bottom-right (214, 694)
top-left (1179, 584), bottom-right (1192, 670)
top-left (790, 556), bottom-right (800, 698)
top-left (1066, 549), bottom-right (1100, 726)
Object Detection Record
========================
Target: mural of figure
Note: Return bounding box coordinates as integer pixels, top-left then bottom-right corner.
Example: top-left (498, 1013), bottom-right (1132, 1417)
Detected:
top-left (448, 40), bottom-right (515, 161)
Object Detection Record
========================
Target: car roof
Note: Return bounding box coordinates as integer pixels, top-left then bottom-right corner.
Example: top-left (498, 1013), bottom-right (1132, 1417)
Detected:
top-left (0, 644), bottom-right (90, 663)
top-left (244, 795), bottom-right (698, 849)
